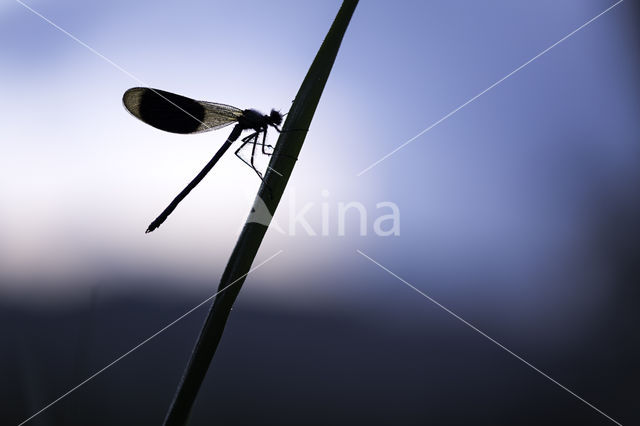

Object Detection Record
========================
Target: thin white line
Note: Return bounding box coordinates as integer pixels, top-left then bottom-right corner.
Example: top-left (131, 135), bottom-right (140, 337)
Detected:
top-left (18, 250), bottom-right (284, 426)
top-left (267, 166), bottom-right (283, 177)
top-left (15, 0), bottom-right (138, 87)
top-left (356, 0), bottom-right (624, 176)
top-left (356, 249), bottom-right (623, 426)
top-left (14, 0), bottom-right (210, 130)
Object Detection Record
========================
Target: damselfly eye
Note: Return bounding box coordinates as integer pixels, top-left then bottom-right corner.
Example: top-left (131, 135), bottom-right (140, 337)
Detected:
top-left (270, 109), bottom-right (283, 126)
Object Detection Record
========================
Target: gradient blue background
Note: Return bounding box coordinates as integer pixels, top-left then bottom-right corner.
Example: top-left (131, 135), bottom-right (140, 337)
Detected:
top-left (1, 1), bottom-right (638, 425)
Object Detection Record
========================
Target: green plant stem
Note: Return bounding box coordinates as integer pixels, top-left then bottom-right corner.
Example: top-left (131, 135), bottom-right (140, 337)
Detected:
top-left (162, 1), bottom-right (359, 425)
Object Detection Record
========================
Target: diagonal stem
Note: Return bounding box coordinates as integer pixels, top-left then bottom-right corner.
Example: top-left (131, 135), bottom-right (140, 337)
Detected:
top-left (162, 1), bottom-right (359, 425)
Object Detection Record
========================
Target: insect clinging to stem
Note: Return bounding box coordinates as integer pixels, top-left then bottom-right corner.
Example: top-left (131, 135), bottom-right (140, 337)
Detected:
top-left (123, 87), bottom-right (284, 233)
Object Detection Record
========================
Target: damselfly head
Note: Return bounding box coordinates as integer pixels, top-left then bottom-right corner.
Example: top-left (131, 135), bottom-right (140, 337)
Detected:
top-left (269, 109), bottom-right (283, 126)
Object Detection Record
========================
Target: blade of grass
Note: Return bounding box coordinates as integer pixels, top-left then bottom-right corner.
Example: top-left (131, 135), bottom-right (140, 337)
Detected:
top-left (162, 1), bottom-right (359, 425)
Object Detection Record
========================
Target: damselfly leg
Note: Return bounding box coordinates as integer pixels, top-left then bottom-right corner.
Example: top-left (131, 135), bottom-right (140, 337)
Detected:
top-left (234, 131), bottom-right (275, 197)
top-left (261, 130), bottom-right (276, 155)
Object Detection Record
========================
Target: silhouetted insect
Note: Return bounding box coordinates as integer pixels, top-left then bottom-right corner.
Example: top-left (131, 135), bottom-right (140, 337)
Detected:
top-left (123, 87), bottom-right (283, 233)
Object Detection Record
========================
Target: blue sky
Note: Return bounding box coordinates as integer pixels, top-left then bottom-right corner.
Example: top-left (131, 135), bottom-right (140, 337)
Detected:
top-left (1, 0), bottom-right (638, 320)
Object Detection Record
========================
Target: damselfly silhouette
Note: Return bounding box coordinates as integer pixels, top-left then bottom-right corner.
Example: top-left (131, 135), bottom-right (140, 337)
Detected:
top-left (122, 87), bottom-right (283, 233)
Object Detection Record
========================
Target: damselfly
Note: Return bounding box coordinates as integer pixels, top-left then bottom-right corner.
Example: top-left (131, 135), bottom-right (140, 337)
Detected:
top-left (122, 87), bottom-right (283, 233)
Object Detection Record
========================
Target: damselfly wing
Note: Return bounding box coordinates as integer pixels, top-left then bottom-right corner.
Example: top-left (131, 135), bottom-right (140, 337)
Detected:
top-left (123, 87), bottom-right (244, 134)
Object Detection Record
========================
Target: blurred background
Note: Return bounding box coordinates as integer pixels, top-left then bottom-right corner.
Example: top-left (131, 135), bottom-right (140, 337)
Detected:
top-left (1, 0), bottom-right (638, 424)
